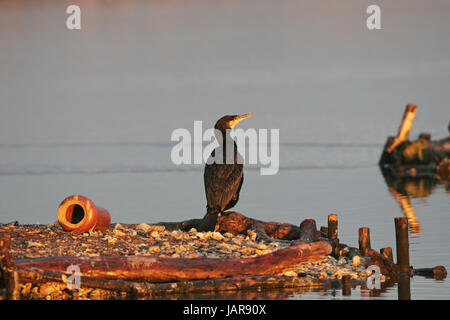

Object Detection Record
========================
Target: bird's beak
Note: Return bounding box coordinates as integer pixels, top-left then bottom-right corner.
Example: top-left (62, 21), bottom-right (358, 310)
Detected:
top-left (229, 113), bottom-right (254, 128)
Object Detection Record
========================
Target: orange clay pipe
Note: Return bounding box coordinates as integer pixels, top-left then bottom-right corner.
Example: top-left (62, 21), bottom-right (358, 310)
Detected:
top-left (57, 195), bottom-right (111, 232)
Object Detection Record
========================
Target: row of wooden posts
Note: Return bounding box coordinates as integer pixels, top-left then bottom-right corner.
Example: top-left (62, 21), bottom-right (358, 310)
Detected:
top-left (326, 213), bottom-right (445, 298)
top-left (322, 214), bottom-right (411, 297)
top-left (323, 214), bottom-right (410, 272)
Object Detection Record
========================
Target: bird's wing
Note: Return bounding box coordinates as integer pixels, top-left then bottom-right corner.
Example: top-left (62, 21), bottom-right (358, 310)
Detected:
top-left (204, 162), bottom-right (243, 213)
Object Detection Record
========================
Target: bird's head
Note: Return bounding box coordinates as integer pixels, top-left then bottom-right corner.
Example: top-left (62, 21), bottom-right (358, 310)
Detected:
top-left (214, 113), bottom-right (254, 133)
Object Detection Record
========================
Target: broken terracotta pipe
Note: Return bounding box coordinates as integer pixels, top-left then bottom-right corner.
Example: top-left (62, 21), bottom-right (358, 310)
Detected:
top-left (57, 195), bottom-right (111, 232)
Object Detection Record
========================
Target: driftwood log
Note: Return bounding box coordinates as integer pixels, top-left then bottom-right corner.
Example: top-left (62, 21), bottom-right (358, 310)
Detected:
top-left (156, 211), bottom-right (325, 243)
top-left (16, 267), bottom-right (360, 298)
top-left (14, 241), bottom-right (332, 283)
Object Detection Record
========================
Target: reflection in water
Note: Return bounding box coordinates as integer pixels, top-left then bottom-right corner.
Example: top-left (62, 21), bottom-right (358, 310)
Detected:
top-left (388, 187), bottom-right (422, 235)
top-left (380, 168), bottom-right (447, 237)
top-left (397, 274), bottom-right (412, 300)
top-left (142, 278), bottom-right (411, 300)
top-left (172, 282), bottom-right (409, 300)
top-left (144, 284), bottom-right (342, 300)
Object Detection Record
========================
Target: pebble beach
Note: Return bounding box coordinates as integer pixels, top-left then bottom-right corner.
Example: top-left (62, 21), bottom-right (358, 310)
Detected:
top-left (0, 221), bottom-right (378, 300)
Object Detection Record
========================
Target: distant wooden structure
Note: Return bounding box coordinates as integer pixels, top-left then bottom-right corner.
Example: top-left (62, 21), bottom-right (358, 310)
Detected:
top-left (379, 104), bottom-right (449, 179)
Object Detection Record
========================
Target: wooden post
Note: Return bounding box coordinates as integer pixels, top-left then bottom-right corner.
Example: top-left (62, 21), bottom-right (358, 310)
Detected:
top-left (394, 217), bottom-right (410, 273)
top-left (341, 275), bottom-right (351, 296)
top-left (397, 273), bottom-right (411, 300)
top-left (358, 227), bottom-right (371, 256)
top-left (327, 214), bottom-right (338, 243)
top-left (0, 231), bottom-right (19, 300)
top-left (387, 104), bottom-right (418, 153)
top-left (380, 247), bottom-right (394, 262)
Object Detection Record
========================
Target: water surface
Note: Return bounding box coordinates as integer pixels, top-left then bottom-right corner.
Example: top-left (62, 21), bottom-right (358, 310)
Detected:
top-left (1, 0), bottom-right (449, 299)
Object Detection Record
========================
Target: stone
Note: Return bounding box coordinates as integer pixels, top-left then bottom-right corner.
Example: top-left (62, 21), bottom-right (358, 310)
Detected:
top-left (128, 230), bottom-right (137, 237)
top-left (269, 242), bottom-right (279, 247)
top-left (283, 271), bottom-right (297, 277)
top-left (327, 256), bottom-right (338, 264)
top-left (39, 283), bottom-right (62, 297)
top-left (114, 229), bottom-right (126, 238)
top-left (211, 232), bottom-right (224, 241)
top-left (196, 232), bottom-right (205, 239)
top-left (148, 246), bottom-right (161, 254)
top-left (254, 249), bottom-right (264, 256)
top-left (148, 231), bottom-right (160, 238)
top-left (136, 223), bottom-right (152, 232)
top-left (332, 269), bottom-right (351, 279)
top-left (232, 238), bottom-right (242, 245)
top-left (151, 225), bottom-right (166, 233)
top-left (352, 255), bottom-right (362, 267)
top-left (170, 230), bottom-right (183, 240)
top-left (108, 237), bottom-right (117, 245)
top-left (247, 230), bottom-right (257, 241)
top-left (27, 241), bottom-right (44, 248)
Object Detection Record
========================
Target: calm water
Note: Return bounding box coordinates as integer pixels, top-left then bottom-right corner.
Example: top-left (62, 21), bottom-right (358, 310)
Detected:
top-left (1, 0), bottom-right (450, 299)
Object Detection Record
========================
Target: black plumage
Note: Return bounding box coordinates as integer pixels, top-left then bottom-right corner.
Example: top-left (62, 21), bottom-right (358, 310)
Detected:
top-left (198, 114), bottom-right (253, 231)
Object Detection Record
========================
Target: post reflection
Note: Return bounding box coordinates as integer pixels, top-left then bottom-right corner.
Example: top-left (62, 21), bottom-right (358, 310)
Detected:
top-left (380, 168), bottom-right (448, 237)
top-left (397, 274), bottom-right (412, 300)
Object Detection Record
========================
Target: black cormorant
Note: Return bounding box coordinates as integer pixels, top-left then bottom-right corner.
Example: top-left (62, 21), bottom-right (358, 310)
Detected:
top-left (198, 113), bottom-right (253, 231)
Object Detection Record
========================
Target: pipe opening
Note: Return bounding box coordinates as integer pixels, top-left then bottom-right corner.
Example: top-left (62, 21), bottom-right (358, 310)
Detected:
top-left (66, 204), bottom-right (85, 224)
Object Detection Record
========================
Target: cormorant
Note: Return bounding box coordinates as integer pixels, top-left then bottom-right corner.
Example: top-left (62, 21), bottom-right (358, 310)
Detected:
top-left (198, 113), bottom-right (253, 231)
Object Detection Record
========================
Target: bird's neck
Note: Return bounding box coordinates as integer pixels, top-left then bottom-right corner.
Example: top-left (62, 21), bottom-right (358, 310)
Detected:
top-left (216, 130), bottom-right (239, 163)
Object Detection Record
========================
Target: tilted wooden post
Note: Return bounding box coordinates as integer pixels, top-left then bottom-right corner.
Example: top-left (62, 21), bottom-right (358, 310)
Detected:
top-left (387, 104), bottom-right (418, 153)
top-left (394, 217), bottom-right (410, 273)
top-left (358, 227), bottom-right (371, 256)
